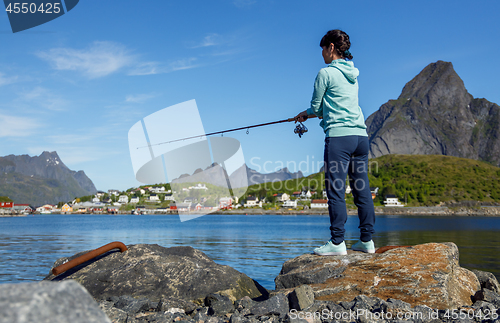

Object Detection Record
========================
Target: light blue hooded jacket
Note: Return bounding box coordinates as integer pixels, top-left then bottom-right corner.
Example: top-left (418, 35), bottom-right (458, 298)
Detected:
top-left (306, 59), bottom-right (367, 137)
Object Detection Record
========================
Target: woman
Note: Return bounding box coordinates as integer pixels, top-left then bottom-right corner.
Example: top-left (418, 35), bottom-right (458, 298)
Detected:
top-left (295, 30), bottom-right (375, 256)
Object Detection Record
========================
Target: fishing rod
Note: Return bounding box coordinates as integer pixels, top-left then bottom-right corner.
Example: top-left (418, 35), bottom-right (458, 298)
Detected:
top-left (137, 114), bottom-right (317, 149)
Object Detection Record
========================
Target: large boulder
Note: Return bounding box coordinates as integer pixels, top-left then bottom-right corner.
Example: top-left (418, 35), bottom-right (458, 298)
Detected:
top-left (0, 280), bottom-right (110, 323)
top-left (44, 244), bottom-right (268, 303)
top-left (275, 242), bottom-right (480, 309)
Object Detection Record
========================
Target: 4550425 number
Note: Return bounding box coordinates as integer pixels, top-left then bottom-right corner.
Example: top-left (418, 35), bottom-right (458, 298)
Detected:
top-left (5, 2), bottom-right (61, 14)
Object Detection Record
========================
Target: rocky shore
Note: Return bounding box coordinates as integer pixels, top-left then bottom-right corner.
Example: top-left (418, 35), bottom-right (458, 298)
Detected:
top-left (0, 213), bottom-right (27, 217)
top-left (221, 206), bottom-right (500, 217)
top-left (1, 243), bottom-right (500, 323)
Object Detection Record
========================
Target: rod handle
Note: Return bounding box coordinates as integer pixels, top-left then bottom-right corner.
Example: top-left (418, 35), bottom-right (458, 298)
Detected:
top-left (288, 114), bottom-right (318, 122)
top-left (52, 241), bottom-right (128, 276)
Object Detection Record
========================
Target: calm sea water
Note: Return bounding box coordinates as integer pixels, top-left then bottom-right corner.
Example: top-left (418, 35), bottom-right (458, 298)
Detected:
top-left (1, 214), bottom-right (499, 290)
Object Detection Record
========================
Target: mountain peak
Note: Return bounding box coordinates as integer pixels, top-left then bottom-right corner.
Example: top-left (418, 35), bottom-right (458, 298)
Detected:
top-left (39, 151), bottom-right (63, 167)
top-left (0, 152), bottom-right (97, 205)
top-left (398, 61), bottom-right (471, 109)
top-left (366, 60), bottom-right (500, 167)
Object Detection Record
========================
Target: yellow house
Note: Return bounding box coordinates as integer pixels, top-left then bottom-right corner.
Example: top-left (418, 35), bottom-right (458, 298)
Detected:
top-left (61, 203), bottom-right (73, 213)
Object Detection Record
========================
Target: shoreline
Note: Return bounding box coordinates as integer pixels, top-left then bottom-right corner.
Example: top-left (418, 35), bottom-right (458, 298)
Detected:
top-left (219, 206), bottom-right (500, 217)
top-left (1, 206), bottom-right (499, 217)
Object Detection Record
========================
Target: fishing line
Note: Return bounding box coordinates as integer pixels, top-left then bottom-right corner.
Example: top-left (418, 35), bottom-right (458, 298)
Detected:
top-left (136, 115), bottom-right (315, 149)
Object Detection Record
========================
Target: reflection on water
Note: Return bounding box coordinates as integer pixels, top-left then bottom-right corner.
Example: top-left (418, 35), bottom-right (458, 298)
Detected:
top-left (0, 214), bottom-right (499, 290)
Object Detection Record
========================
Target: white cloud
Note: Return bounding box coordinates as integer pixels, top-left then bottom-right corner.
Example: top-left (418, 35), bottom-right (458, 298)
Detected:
top-left (128, 62), bottom-right (161, 76)
top-left (190, 33), bottom-right (223, 48)
top-left (36, 41), bottom-right (135, 78)
top-left (170, 57), bottom-right (199, 71)
top-left (37, 37), bottom-right (240, 78)
top-left (0, 72), bottom-right (18, 86)
top-left (125, 93), bottom-right (157, 103)
top-left (22, 86), bottom-right (69, 111)
top-left (0, 114), bottom-right (41, 137)
top-left (128, 58), bottom-right (199, 76)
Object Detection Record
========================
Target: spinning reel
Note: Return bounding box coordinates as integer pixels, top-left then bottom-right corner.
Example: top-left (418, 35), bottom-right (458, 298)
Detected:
top-left (294, 122), bottom-right (308, 138)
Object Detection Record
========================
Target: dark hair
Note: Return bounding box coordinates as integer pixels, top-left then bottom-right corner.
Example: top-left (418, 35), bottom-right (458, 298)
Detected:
top-left (320, 29), bottom-right (353, 60)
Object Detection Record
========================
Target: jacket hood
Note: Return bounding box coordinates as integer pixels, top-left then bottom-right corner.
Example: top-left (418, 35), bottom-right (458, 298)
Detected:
top-left (329, 59), bottom-right (359, 83)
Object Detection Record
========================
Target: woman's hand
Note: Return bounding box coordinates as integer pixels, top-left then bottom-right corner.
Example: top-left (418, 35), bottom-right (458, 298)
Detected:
top-left (294, 110), bottom-right (309, 123)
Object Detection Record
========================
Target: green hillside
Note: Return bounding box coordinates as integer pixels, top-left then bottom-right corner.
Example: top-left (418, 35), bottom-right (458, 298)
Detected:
top-left (245, 154), bottom-right (500, 207)
top-left (0, 196), bottom-right (13, 203)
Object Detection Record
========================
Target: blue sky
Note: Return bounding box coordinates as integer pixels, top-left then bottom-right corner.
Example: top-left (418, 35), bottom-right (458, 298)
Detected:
top-left (1, 0), bottom-right (499, 191)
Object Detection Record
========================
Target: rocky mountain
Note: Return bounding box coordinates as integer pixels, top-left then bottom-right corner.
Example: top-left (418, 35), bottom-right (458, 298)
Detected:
top-left (0, 151), bottom-right (97, 205)
top-left (366, 61), bottom-right (500, 166)
top-left (171, 163), bottom-right (303, 188)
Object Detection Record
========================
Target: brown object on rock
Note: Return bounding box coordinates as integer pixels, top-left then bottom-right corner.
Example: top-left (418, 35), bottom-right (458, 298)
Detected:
top-left (52, 241), bottom-right (128, 276)
top-left (375, 245), bottom-right (412, 254)
top-left (275, 242), bottom-right (480, 309)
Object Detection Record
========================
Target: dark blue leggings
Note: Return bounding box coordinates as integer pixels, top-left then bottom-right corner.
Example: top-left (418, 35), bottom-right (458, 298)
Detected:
top-left (324, 135), bottom-right (375, 244)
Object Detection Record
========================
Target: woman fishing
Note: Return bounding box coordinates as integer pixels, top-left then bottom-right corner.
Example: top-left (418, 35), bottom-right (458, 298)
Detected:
top-left (295, 29), bottom-right (376, 256)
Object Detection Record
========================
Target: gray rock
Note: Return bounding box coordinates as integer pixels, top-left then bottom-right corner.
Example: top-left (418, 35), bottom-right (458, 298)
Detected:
top-left (156, 297), bottom-right (198, 315)
top-left (230, 312), bottom-right (259, 323)
top-left (288, 285), bottom-right (314, 311)
top-left (235, 296), bottom-right (257, 310)
top-left (385, 298), bottom-right (412, 311)
top-left (98, 301), bottom-right (129, 323)
top-left (229, 311), bottom-right (246, 323)
top-left (248, 294), bottom-right (289, 318)
top-left (275, 257), bottom-right (347, 289)
top-left (0, 280), bottom-right (111, 323)
top-left (411, 305), bottom-right (436, 323)
top-left (471, 269), bottom-right (500, 294)
top-left (205, 293), bottom-right (234, 315)
top-left (45, 244), bottom-right (268, 303)
top-left (339, 300), bottom-right (354, 310)
top-left (305, 300), bottom-right (343, 314)
top-left (471, 300), bottom-right (498, 321)
top-left (473, 288), bottom-right (500, 307)
top-left (192, 307), bottom-right (210, 322)
top-left (112, 295), bottom-right (156, 314)
top-left (351, 295), bottom-right (382, 312)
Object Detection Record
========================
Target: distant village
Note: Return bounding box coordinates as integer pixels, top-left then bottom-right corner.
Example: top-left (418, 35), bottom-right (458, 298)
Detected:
top-left (0, 182), bottom-right (405, 216)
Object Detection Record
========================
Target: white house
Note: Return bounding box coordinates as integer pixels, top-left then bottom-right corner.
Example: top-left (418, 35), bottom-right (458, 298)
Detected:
top-left (282, 200), bottom-right (297, 208)
top-left (244, 196), bottom-right (262, 208)
top-left (164, 193), bottom-right (174, 201)
top-left (96, 191), bottom-right (106, 198)
top-left (151, 186), bottom-right (165, 193)
top-left (37, 204), bottom-right (55, 213)
top-left (118, 195), bottom-right (129, 203)
top-left (130, 196), bottom-right (140, 204)
top-left (384, 195), bottom-right (404, 207)
top-left (108, 189), bottom-right (120, 196)
top-left (92, 196), bottom-right (100, 203)
top-left (190, 183), bottom-right (208, 190)
top-left (149, 194), bottom-right (160, 202)
top-left (275, 193), bottom-right (290, 202)
top-left (300, 190), bottom-right (312, 199)
top-left (311, 199), bottom-right (328, 208)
